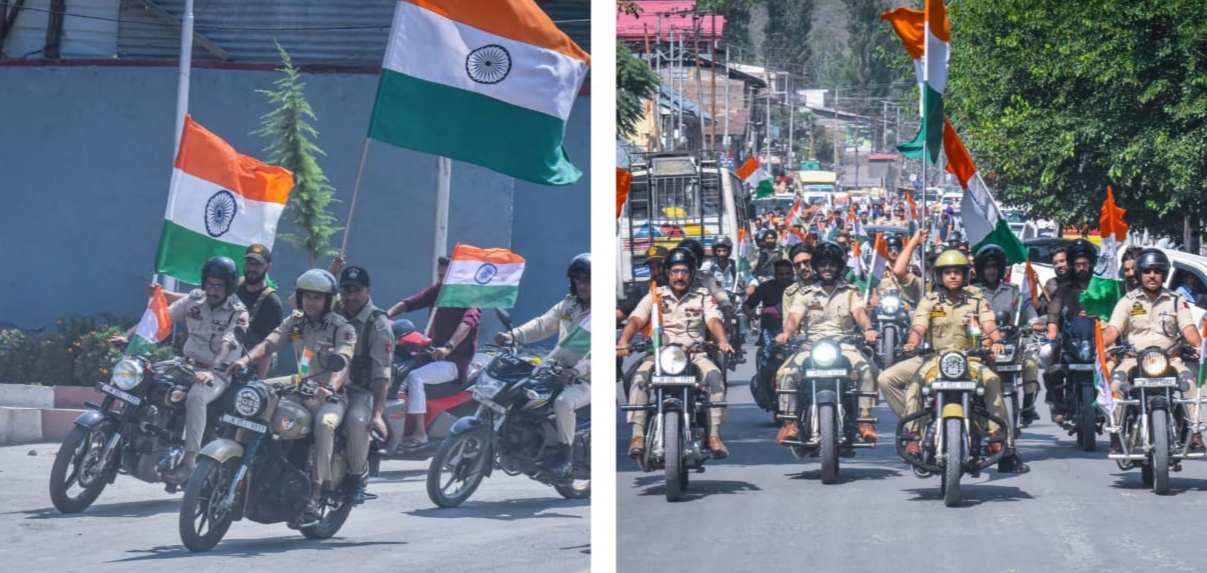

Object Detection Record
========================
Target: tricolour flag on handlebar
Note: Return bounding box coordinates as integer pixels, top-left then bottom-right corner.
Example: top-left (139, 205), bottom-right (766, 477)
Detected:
top-left (435, 244), bottom-right (525, 309)
top-left (555, 313), bottom-right (591, 358)
top-left (1093, 319), bottom-right (1115, 418)
top-left (125, 284), bottom-right (172, 357)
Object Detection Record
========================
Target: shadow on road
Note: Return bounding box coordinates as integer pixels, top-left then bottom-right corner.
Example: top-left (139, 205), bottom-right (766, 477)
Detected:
top-left (371, 468), bottom-right (427, 484)
top-left (112, 537), bottom-right (406, 562)
top-left (900, 482), bottom-right (1035, 507)
top-left (1107, 470), bottom-right (1207, 496)
top-left (560, 543), bottom-right (591, 556)
top-left (787, 464), bottom-right (903, 483)
top-left (12, 497), bottom-right (180, 520)
top-left (405, 497), bottom-right (588, 521)
top-left (631, 474), bottom-right (762, 501)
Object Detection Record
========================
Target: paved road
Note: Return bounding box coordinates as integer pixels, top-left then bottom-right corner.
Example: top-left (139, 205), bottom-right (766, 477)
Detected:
top-left (0, 444), bottom-right (588, 572)
top-left (616, 353), bottom-right (1207, 573)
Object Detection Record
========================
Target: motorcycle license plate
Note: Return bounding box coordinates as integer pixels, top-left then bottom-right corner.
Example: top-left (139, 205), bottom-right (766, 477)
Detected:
top-left (1067, 363), bottom-right (1095, 371)
top-left (99, 384), bottom-right (141, 405)
top-left (651, 375), bottom-right (696, 386)
top-left (805, 369), bottom-right (847, 377)
top-left (220, 414), bottom-right (267, 434)
top-left (1133, 377), bottom-right (1177, 388)
top-left (930, 380), bottom-right (977, 391)
top-left (996, 365), bottom-right (1022, 372)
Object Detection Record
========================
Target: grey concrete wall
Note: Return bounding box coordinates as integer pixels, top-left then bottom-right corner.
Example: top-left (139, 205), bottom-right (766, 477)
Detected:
top-left (0, 65), bottom-right (590, 338)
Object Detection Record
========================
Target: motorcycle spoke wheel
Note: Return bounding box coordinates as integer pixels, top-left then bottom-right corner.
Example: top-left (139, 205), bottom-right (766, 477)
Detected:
top-left (49, 426), bottom-right (112, 514)
top-left (426, 431), bottom-right (490, 508)
top-left (300, 495), bottom-right (353, 539)
top-left (943, 418), bottom-right (964, 508)
top-left (554, 478), bottom-right (592, 500)
top-left (179, 457), bottom-right (239, 553)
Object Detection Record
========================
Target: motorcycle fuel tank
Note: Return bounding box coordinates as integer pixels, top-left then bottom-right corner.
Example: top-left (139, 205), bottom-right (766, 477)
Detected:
top-left (271, 395), bottom-right (313, 439)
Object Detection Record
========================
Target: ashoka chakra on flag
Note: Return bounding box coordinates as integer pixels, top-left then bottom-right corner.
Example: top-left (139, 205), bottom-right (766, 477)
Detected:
top-left (466, 45), bottom-right (512, 84)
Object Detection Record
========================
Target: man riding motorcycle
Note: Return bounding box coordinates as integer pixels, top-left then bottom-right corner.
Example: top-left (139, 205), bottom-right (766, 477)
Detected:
top-left (497, 254), bottom-right (592, 478)
top-left (703, 235), bottom-right (743, 295)
top-left (1101, 248), bottom-right (1205, 452)
top-left (972, 245), bottom-right (1044, 427)
top-left (879, 249), bottom-right (1030, 473)
top-left (1045, 239), bottom-right (1097, 424)
top-left (679, 238), bottom-right (738, 356)
top-left (617, 248), bottom-right (735, 459)
top-left (774, 241), bottom-right (880, 443)
top-left (753, 229), bottom-right (783, 278)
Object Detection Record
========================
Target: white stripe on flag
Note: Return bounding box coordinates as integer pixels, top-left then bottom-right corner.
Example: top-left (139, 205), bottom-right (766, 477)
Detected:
top-left (443, 259), bottom-right (524, 287)
top-left (165, 169), bottom-right (286, 245)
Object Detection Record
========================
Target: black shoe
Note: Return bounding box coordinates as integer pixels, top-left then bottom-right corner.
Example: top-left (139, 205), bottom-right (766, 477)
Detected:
top-left (548, 444), bottom-right (573, 480)
top-left (345, 473), bottom-right (367, 506)
top-left (998, 453), bottom-right (1031, 474)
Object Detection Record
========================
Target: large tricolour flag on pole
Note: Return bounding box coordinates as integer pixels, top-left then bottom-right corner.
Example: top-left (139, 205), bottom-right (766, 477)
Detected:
top-left (1080, 187), bottom-right (1129, 320)
top-left (735, 157), bottom-right (774, 198)
top-left (125, 284), bottom-right (173, 357)
top-left (944, 119), bottom-right (1028, 265)
top-left (155, 115), bottom-right (294, 285)
top-left (885, 0), bottom-right (947, 164)
top-left (435, 244), bottom-right (526, 308)
top-left (367, 0), bottom-right (590, 186)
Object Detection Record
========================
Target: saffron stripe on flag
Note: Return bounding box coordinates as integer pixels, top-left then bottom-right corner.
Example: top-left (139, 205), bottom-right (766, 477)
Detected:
top-left (174, 117), bottom-right (292, 204)
top-left (405, 0), bottom-right (590, 62)
top-left (452, 244), bottom-right (526, 265)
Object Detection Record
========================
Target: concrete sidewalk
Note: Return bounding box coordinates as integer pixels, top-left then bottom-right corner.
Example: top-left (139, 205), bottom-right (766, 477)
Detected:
top-left (0, 384), bottom-right (99, 445)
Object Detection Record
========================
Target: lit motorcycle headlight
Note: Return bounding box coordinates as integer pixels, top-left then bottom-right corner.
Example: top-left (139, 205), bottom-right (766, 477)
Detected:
top-left (812, 342), bottom-right (838, 367)
top-left (880, 295), bottom-right (901, 315)
top-left (1141, 351), bottom-right (1169, 378)
top-left (658, 345), bottom-right (689, 376)
top-left (939, 352), bottom-right (967, 380)
top-left (110, 359), bottom-right (142, 391)
top-left (233, 386), bottom-right (266, 417)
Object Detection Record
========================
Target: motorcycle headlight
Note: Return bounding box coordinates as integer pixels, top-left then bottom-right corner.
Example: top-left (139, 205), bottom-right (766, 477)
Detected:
top-left (658, 345), bottom-right (690, 376)
top-left (110, 359), bottom-right (142, 391)
top-left (812, 342), bottom-right (839, 367)
top-left (233, 385), bottom-right (267, 417)
top-left (939, 352), bottom-right (967, 380)
top-left (880, 295), bottom-right (901, 315)
top-left (1140, 351), bottom-right (1169, 378)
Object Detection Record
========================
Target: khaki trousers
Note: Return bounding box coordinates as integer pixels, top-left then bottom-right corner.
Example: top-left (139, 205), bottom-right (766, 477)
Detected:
top-left (775, 343), bottom-right (877, 414)
top-left (628, 354), bottom-right (724, 435)
top-left (184, 372), bottom-right (230, 457)
top-left (343, 387), bottom-right (373, 476)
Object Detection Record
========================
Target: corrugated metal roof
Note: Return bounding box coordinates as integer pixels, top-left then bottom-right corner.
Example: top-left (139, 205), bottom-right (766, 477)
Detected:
top-left (115, 0), bottom-right (590, 66)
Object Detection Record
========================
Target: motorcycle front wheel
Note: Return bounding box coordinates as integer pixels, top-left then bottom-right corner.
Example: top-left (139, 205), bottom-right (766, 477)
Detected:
top-left (179, 457), bottom-right (240, 552)
top-left (819, 403), bottom-right (839, 484)
top-left (1151, 412), bottom-right (1171, 495)
top-left (427, 429), bottom-right (491, 508)
top-left (880, 326), bottom-right (896, 369)
top-left (664, 411), bottom-right (685, 502)
top-left (554, 480), bottom-right (591, 500)
top-left (49, 425), bottom-right (113, 514)
top-left (1080, 384), bottom-right (1097, 452)
top-left (942, 418), bottom-right (964, 508)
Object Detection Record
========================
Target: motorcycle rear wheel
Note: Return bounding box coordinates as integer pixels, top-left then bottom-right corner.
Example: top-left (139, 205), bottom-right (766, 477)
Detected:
top-left (179, 457), bottom-right (240, 553)
top-left (1151, 412), bottom-right (1171, 495)
top-left (426, 429), bottom-right (491, 508)
top-left (49, 425), bottom-right (113, 514)
top-left (942, 418), bottom-right (964, 508)
top-left (300, 497), bottom-right (353, 539)
top-left (664, 411), bottom-right (685, 502)
top-left (554, 479), bottom-right (591, 500)
top-left (1080, 385), bottom-right (1097, 452)
top-left (819, 404), bottom-right (839, 484)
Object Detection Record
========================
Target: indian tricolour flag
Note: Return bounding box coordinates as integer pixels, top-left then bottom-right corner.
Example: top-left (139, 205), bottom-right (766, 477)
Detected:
top-left (554, 313), bottom-right (591, 358)
top-left (367, 0), bottom-right (590, 186)
top-left (735, 157), bottom-right (773, 198)
top-left (124, 284), bottom-right (172, 357)
top-left (155, 115), bottom-right (294, 285)
top-left (883, 0), bottom-right (947, 164)
top-left (1080, 187), bottom-right (1129, 320)
top-left (944, 119), bottom-right (1027, 265)
top-left (648, 280), bottom-right (665, 375)
top-left (435, 244), bottom-right (526, 308)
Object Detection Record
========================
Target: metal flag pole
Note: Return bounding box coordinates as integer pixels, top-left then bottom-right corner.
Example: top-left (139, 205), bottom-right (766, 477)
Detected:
top-left (425, 155), bottom-right (452, 336)
top-left (161, 0), bottom-right (196, 294)
top-left (339, 138), bottom-right (372, 257)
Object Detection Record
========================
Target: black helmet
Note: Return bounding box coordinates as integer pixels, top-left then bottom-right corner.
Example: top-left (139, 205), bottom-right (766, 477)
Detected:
top-left (664, 247), bottom-right (698, 281)
top-left (567, 252), bottom-right (590, 297)
top-left (712, 235), bottom-right (733, 252)
top-left (757, 229), bottom-right (777, 244)
top-left (886, 234), bottom-right (904, 252)
top-left (201, 256), bottom-right (239, 296)
top-left (788, 242), bottom-right (814, 261)
top-left (1068, 239), bottom-right (1098, 264)
top-left (1134, 248), bottom-right (1170, 277)
top-left (811, 241), bottom-right (848, 279)
top-left (973, 244), bottom-right (1007, 275)
top-left (677, 238), bottom-right (706, 270)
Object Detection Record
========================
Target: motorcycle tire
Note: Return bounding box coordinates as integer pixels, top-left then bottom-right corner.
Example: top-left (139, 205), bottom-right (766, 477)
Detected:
top-left (1005, 375), bottom-right (1021, 440)
top-left (880, 327), bottom-right (896, 369)
top-left (49, 425), bottom-right (113, 514)
top-left (179, 457), bottom-right (240, 553)
top-left (1080, 385), bottom-right (1097, 452)
top-left (664, 411), bottom-right (685, 502)
top-left (300, 497), bottom-right (354, 539)
top-left (819, 404), bottom-right (839, 484)
top-left (554, 480), bottom-right (591, 500)
top-left (1151, 412), bottom-right (1171, 495)
top-left (942, 418), bottom-right (964, 508)
top-left (426, 429), bottom-right (491, 508)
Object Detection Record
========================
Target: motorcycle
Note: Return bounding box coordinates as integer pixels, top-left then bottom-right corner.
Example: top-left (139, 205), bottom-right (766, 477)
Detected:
top-left (749, 306), bottom-right (786, 419)
top-left (872, 290), bottom-right (911, 369)
top-left (178, 354), bottom-right (371, 552)
top-left (372, 319), bottom-right (482, 462)
top-left (778, 336), bottom-right (879, 484)
top-left (1108, 343), bottom-right (1204, 495)
top-left (991, 311), bottom-right (1028, 438)
top-left (1057, 316), bottom-right (1105, 451)
top-left (425, 311), bottom-right (591, 507)
top-left (49, 356), bottom-right (226, 513)
top-left (897, 345), bottom-right (1009, 507)
top-left (620, 340), bottom-right (728, 502)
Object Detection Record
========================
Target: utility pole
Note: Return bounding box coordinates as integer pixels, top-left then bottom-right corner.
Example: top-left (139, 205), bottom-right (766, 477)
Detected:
top-left (765, 63), bottom-right (771, 164)
top-left (724, 43), bottom-right (730, 153)
top-left (693, 14), bottom-right (703, 152)
top-left (787, 73), bottom-right (795, 170)
top-left (710, 11), bottom-right (717, 153)
top-left (832, 84), bottom-right (839, 176)
top-left (655, 15), bottom-right (663, 150)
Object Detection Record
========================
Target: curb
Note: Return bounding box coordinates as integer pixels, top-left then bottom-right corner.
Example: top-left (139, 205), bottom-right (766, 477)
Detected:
top-left (0, 384), bottom-right (100, 445)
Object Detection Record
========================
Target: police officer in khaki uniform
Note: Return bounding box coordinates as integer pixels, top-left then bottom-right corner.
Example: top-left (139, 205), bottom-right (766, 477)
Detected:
top-left (618, 248), bottom-right (734, 459)
top-left (1102, 249), bottom-right (1204, 450)
top-left (498, 254), bottom-right (592, 478)
top-left (774, 242), bottom-right (880, 443)
top-left (973, 245), bottom-right (1044, 427)
top-left (782, 243), bottom-right (815, 312)
top-left (879, 249), bottom-right (1030, 473)
top-left (331, 265), bottom-right (392, 505)
top-left (232, 269), bottom-right (356, 519)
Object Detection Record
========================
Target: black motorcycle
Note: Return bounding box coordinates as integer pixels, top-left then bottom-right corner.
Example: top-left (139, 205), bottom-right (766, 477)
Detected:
top-left (426, 312), bottom-right (590, 507)
top-left (992, 311), bottom-right (1028, 438)
top-left (749, 305), bottom-right (785, 419)
top-left (178, 354), bottom-right (371, 552)
top-left (873, 290), bottom-right (911, 369)
top-left (779, 336), bottom-right (879, 484)
top-left (1057, 316), bottom-right (1104, 451)
top-left (49, 356), bottom-right (225, 513)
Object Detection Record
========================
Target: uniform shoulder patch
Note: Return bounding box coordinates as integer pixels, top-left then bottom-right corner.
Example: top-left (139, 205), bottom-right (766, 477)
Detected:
top-left (1130, 301), bottom-right (1147, 315)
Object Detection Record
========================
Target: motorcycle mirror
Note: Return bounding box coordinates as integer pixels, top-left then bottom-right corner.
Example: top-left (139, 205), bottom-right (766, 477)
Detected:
top-left (995, 310), bottom-right (1011, 327)
top-left (232, 325), bottom-right (247, 345)
top-left (324, 354), bottom-right (348, 372)
top-left (495, 308), bottom-right (513, 331)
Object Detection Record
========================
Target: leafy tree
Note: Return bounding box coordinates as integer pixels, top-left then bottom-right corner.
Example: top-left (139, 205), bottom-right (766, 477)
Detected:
top-left (842, 0), bottom-right (900, 117)
top-left (697, 0), bottom-right (756, 61)
top-left (618, 39), bottom-right (661, 139)
top-left (252, 43), bottom-right (341, 266)
top-left (763, 0), bottom-right (813, 73)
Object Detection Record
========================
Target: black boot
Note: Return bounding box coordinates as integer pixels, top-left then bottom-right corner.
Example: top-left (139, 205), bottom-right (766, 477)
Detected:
top-left (298, 482), bottom-right (322, 526)
top-left (344, 471), bottom-right (368, 506)
top-left (549, 443), bottom-right (573, 480)
top-left (1021, 393), bottom-right (1040, 426)
top-left (998, 451), bottom-right (1031, 474)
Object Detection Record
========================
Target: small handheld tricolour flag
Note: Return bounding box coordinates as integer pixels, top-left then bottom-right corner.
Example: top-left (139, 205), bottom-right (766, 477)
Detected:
top-left (125, 284), bottom-right (173, 357)
top-left (1197, 316), bottom-right (1207, 388)
top-left (435, 244), bottom-right (525, 309)
top-left (1093, 319), bottom-right (1115, 419)
top-left (554, 314), bottom-right (591, 359)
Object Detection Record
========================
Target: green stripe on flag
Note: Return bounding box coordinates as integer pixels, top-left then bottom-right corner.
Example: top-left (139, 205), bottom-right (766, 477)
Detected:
top-left (897, 124), bottom-right (925, 160)
top-left (368, 70), bottom-right (581, 186)
top-left (1080, 276), bottom-right (1122, 321)
top-left (558, 325), bottom-right (591, 357)
top-left (971, 219), bottom-right (1028, 265)
top-left (155, 220), bottom-right (249, 285)
top-left (755, 179), bottom-right (775, 198)
top-left (435, 283), bottom-right (520, 309)
top-left (922, 82), bottom-right (944, 164)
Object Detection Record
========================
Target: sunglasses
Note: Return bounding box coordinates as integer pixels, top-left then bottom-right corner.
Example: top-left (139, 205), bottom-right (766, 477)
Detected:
top-left (794, 260), bottom-right (811, 268)
top-left (668, 268), bottom-right (692, 276)
top-left (1140, 268), bottom-right (1164, 276)
top-left (202, 282), bottom-right (226, 292)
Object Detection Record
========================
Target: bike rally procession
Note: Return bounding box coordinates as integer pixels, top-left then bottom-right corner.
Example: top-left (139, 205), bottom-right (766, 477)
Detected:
top-left (7, 0), bottom-right (1207, 571)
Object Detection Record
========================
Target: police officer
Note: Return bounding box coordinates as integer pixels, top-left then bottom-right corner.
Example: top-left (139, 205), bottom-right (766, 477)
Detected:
top-left (497, 254), bottom-right (592, 478)
top-left (679, 238), bottom-right (738, 355)
top-left (1101, 249), bottom-right (1204, 451)
top-left (618, 245), bottom-right (669, 321)
top-left (617, 248), bottom-right (735, 459)
top-left (331, 265), bottom-right (392, 505)
top-left (774, 242), bottom-right (880, 443)
top-left (879, 249), bottom-right (1030, 473)
top-left (972, 245), bottom-right (1044, 427)
top-left (230, 269), bottom-right (356, 520)
top-left (784, 242), bottom-right (816, 308)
